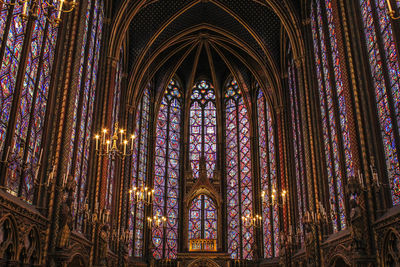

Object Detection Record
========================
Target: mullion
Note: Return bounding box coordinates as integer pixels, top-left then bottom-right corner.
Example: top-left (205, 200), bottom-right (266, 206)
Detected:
top-left (18, 13), bottom-right (51, 200)
top-left (161, 98), bottom-right (171, 258)
top-left (132, 96), bottom-right (145, 256)
top-left (313, 0), bottom-right (342, 231)
top-left (0, 3), bottom-right (15, 68)
top-left (369, 0), bottom-right (400, 190)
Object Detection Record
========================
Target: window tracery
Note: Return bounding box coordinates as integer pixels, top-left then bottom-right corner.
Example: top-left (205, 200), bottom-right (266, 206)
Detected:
top-left (225, 79), bottom-right (253, 260)
top-left (0, 2), bottom-right (58, 203)
top-left (257, 87), bottom-right (279, 258)
top-left (152, 79), bottom-right (181, 259)
top-left (189, 80), bottom-right (217, 180)
top-left (311, 0), bottom-right (350, 231)
top-left (359, 0), bottom-right (400, 205)
top-left (129, 87), bottom-right (151, 257)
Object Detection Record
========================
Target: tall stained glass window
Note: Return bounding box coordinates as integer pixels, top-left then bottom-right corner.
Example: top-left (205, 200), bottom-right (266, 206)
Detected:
top-left (66, 0), bottom-right (103, 231)
top-left (225, 79), bottom-right (253, 260)
top-left (188, 194), bottom-right (217, 241)
top-left (105, 50), bottom-right (123, 210)
top-left (152, 79), bottom-right (182, 259)
top-left (189, 80), bottom-right (217, 180)
top-left (311, 0), bottom-right (353, 231)
top-left (288, 60), bottom-right (307, 242)
top-left (129, 87), bottom-right (151, 257)
top-left (1, 2), bottom-right (58, 203)
top-left (257, 88), bottom-right (279, 258)
top-left (359, 0), bottom-right (400, 205)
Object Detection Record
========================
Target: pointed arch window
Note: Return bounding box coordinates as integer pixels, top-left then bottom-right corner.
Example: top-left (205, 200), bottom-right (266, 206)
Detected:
top-left (359, 0), bottom-right (400, 205)
top-left (288, 60), bottom-right (307, 243)
top-left (189, 80), bottom-right (217, 180)
top-left (225, 79), bottom-right (253, 260)
top-left (257, 88), bottom-right (279, 258)
top-left (0, 2), bottom-right (59, 202)
top-left (311, 0), bottom-right (353, 231)
top-left (152, 79), bottom-right (182, 259)
top-left (188, 194), bottom-right (217, 240)
top-left (129, 87), bottom-right (151, 257)
top-left (63, 0), bottom-right (104, 231)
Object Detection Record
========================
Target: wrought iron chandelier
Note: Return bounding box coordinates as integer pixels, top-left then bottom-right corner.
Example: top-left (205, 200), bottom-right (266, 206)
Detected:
top-left (0, 0), bottom-right (78, 24)
top-left (94, 122), bottom-right (136, 158)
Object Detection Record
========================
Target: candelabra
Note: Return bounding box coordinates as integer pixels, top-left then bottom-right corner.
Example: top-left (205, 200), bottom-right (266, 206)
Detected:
top-left (129, 185), bottom-right (154, 206)
top-left (386, 0), bottom-right (400, 20)
top-left (0, 0), bottom-right (78, 24)
top-left (241, 213), bottom-right (262, 228)
top-left (261, 188), bottom-right (287, 207)
top-left (147, 213), bottom-right (166, 228)
top-left (94, 122), bottom-right (136, 158)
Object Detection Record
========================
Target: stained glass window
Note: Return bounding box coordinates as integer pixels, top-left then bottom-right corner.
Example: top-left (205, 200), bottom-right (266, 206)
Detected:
top-left (152, 79), bottom-right (181, 259)
top-left (257, 88), bottom-right (279, 258)
top-left (1, 2), bottom-right (58, 203)
top-left (359, 0), bottom-right (400, 205)
top-left (129, 87), bottom-right (151, 257)
top-left (225, 79), bottom-right (253, 260)
top-left (188, 194), bottom-right (217, 240)
top-left (105, 50), bottom-right (123, 210)
top-left (189, 80), bottom-right (216, 180)
top-left (288, 60), bottom-right (307, 243)
top-left (311, 0), bottom-right (351, 231)
top-left (65, 0), bottom-right (103, 231)
top-left (0, 4), bottom-right (26, 152)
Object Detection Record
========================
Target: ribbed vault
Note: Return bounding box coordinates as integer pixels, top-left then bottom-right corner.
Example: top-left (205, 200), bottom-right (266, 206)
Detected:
top-left (107, 0), bottom-right (304, 113)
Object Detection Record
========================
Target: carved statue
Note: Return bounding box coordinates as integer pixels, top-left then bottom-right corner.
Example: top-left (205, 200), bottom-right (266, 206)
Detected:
top-left (98, 224), bottom-right (109, 265)
top-left (57, 175), bottom-right (76, 248)
top-left (303, 214), bottom-right (316, 266)
top-left (349, 196), bottom-right (365, 252)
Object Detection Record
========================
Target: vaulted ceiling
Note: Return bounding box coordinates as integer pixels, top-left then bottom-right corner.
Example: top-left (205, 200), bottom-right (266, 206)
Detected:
top-left (108, 0), bottom-right (304, 108)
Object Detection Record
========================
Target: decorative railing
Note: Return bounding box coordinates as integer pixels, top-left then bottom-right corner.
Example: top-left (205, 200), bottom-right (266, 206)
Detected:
top-left (189, 239), bottom-right (217, 252)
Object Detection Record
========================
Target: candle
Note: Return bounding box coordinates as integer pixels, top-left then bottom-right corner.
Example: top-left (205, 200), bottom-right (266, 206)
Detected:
top-left (123, 140), bottom-right (127, 155)
top-left (22, 1), bottom-right (28, 17)
top-left (57, 0), bottom-right (64, 20)
top-left (120, 129), bottom-right (124, 145)
top-left (386, 0), bottom-right (393, 13)
top-left (131, 134), bottom-right (135, 150)
top-left (95, 135), bottom-right (99, 150)
top-left (106, 140), bottom-right (110, 153)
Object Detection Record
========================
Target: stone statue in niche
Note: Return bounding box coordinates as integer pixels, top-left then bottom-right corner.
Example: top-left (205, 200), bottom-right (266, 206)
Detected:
top-left (98, 224), bottom-right (109, 265)
top-left (303, 211), bottom-right (316, 266)
top-left (349, 195), bottom-right (365, 253)
top-left (57, 174), bottom-right (76, 249)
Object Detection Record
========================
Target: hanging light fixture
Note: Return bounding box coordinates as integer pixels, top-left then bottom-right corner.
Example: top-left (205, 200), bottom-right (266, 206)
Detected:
top-left (94, 122), bottom-right (136, 158)
top-left (147, 213), bottom-right (166, 228)
top-left (129, 185), bottom-right (154, 206)
top-left (0, 0), bottom-right (78, 24)
top-left (261, 188), bottom-right (288, 208)
top-left (241, 213), bottom-right (262, 228)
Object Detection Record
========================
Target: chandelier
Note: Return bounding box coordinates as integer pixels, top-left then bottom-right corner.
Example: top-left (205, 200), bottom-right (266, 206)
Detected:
top-left (94, 122), bottom-right (136, 158)
top-left (147, 213), bottom-right (166, 228)
top-left (0, 0), bottom-right (78, 24)
top-left (129, 185), bottom-right (154, 206)
top-left (261, 188), bottom-right (287, 207)
top-left (241, 213), bottom-right (262, 228)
